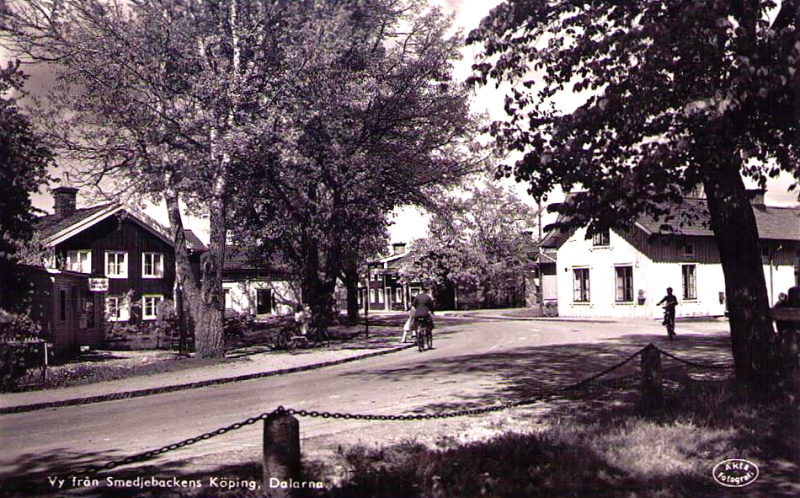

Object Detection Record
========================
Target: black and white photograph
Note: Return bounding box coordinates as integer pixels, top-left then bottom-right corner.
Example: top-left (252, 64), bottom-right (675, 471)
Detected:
top-left (1, 1), bottom-right (799, 497)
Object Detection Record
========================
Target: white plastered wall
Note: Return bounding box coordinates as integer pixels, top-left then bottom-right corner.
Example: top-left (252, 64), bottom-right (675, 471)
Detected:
top-left (223, 279), bottom-right (300, 316)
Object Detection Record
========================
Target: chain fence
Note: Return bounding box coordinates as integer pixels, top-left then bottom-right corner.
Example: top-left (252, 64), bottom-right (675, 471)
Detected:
top-left (83, 343), bottom-right (733, 475)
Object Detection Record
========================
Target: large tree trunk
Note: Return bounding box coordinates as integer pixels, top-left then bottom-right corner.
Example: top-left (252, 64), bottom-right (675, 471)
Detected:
top-left (164, 176), bottom-right (226, 358)
top-left (342, 264), bottom-right (361, 324)
top-left (702, 161), bottom-right (780, 392)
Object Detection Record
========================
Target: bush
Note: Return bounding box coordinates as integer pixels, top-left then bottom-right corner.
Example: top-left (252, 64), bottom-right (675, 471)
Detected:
top-left (0, 309), bottom-right (42, 391)
top-left (225, 309), bottom-right (255, 338)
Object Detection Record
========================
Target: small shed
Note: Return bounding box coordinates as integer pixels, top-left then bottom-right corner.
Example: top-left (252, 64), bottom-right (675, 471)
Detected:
top-left (17, 265), bottom-right (103, 357)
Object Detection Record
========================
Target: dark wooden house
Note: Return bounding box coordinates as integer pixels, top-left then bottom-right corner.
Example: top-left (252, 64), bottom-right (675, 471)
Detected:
top-left (30, 187), bottom-right (206, 355)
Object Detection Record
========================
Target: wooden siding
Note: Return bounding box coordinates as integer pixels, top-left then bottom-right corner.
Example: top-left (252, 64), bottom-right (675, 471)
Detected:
top-left (55, 215), bottom-right (175, 303)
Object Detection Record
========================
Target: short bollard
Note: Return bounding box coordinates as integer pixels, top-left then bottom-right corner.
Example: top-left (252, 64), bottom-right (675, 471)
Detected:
top-left (263, 412), bottom-right (301, 498)
top-left (640, 344), bottom-right (663, 411)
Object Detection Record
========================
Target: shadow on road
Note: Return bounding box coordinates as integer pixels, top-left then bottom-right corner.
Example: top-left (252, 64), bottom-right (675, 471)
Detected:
top-left (342, 331), bottom-right (733, 413)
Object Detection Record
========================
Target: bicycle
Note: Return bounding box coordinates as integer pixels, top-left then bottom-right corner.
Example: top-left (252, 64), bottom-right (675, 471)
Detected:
top-left (415, 316), bottom-right (433, 352)
top-left (662, 307), bottom-right (676, 340)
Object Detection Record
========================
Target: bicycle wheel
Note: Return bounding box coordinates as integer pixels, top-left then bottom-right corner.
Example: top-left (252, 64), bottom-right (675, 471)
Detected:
top-left (417, 325), bottom-right (425, 352)
top-left (425, 325), bottom-right (433, 349)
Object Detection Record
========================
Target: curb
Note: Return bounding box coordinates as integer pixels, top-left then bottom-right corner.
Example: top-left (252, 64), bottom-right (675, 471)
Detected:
top-left (439, 314), bottom-right (617, 324)
top-left (0, 344), bottom-right (416, 415)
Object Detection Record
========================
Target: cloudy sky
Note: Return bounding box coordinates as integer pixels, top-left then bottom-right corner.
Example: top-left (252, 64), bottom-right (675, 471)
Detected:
top-left (5, 0), bottom-right (798, 244)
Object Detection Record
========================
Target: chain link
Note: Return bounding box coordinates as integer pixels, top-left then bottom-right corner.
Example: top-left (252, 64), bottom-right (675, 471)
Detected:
top-left (82, 344), bottom-right (733, 474)
top-left (655, 346), bottom-right (735, 370)
top-left (83, 407), bottom-right (286, 475)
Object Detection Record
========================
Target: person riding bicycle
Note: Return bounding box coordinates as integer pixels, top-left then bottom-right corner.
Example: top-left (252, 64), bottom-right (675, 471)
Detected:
top-left (412, 286), bottom-right (435, 330)
top-left (656, 287), bottom-right (678, 340)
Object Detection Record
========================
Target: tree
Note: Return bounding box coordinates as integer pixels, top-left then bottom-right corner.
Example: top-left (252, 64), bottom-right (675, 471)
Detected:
top-left (467, 0), bottom-right (800, 390)
top-left (230, 0), bottom-right (483, 333)
top-left (0, 60), bottom-right (53, 312)
top-left (1, 0), bottom-right (309, 357)
top-left (400, 183), bottom-right (538, 308)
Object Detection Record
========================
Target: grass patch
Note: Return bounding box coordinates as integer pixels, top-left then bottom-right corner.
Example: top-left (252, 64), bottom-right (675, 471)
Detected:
top-left (303, 377), bottom-right (799, 498)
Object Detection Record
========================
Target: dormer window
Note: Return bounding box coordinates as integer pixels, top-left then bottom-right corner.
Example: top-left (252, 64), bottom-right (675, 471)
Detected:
top-left (592, 230), bottom-right (610, 247)
top-left (683, 243), bottom-right (695, 256)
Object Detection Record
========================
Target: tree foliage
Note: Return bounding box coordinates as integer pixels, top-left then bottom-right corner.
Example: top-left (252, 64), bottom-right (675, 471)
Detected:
top-left (467, 0), bottom-right (800, 389)
top-left (230, 0), bottom-right (483, 331)
top-left (1, 0), bottom-right (315, 356)
top-left (0, 60), bottom-right (53, 311)
top-left (401, 183), bottom-right (538, 308)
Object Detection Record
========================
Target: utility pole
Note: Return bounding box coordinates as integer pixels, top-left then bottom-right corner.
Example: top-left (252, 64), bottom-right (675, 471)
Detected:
top-left (537, 198), bottom-right (544, 317)
top-left (364, 266), bottom-right (370, 338)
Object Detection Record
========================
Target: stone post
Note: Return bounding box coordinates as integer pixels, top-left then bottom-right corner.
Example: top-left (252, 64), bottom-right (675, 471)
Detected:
top-left (263, 413), bottom-right (301, 498)
top-left (640, 344), bottom-right (663, 412)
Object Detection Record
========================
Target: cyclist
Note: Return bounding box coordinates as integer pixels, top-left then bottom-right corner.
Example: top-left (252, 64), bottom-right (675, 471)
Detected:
top-left (656, 287), bottom-right (678, 340)
top-left (412, 285), bottom-right (435, 332)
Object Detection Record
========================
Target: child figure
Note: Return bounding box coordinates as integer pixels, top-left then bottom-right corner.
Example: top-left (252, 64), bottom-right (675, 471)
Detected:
top-left (294, 304), bottom-right (309, 336)
top-left (400, 305), bottom-right (416, 343)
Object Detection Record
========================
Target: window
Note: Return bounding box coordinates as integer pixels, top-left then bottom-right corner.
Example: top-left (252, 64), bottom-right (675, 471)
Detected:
top-left (142, 252), bottom-right (164, 278)
top-left (573, 268), bottom-right (590, 302)
top-left (615, 266), bottom-right (634, 302)
top-left (378, 289), bottom-right (385, 303)
top-left (396, 288), bottom-right (403, 302)
top-left (682, 264), bottom-right (697, 300)
top-left (59, 289), bottom-right (67, 321)
top-left (105, 296), bottom-right (130, 322)
top-left (105, 251), bottom-right (128, 278)
top-left (66, 250), bottom-right (92, 273)
top-left (142, 295), bottom-right (163, 320)
top-left (370, 289), bottom-right (377, 302)
top-left (592, 230), bottom-right (610, 247)
top-left (683, 243), bottom-right (695, 256)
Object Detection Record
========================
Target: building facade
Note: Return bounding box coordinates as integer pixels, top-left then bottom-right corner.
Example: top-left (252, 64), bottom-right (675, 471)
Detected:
top-left (29, 187), bottom-right (206, 354)
top-left (222, 246), bottom-right (299, 317)
top-left (541, 194), bottom-right (800, 319)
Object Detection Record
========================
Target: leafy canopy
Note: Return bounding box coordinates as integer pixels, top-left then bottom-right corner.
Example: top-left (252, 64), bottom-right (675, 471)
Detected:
top-left (467, 0), bottom-right (800, 230)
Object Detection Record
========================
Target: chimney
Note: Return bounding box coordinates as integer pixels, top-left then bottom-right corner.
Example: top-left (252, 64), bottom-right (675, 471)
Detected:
top-left (746, 189), bottom-right (766, 207)
top-left (392, 242), bottom-right (407, 255)
top-left (52, 186), bottom-right (79, 218)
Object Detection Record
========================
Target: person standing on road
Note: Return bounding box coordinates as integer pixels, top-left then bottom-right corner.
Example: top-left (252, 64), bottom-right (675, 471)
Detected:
top-left (400, 304), bottom-right (416, 344)
top-left (656, 287), bottom-right (678, 340)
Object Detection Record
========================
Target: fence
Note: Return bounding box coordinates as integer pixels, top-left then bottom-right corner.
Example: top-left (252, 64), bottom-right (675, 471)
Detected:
top-left (66, 341), bottom-right (757, 497)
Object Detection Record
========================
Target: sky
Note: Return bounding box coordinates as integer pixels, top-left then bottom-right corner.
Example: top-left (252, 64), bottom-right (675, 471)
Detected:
top-left (6, 0), bottom-right (799, 245)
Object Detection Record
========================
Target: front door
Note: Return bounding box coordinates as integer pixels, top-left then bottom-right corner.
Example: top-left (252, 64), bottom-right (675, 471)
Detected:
top-left (256, 289), bottom-right (272, 315)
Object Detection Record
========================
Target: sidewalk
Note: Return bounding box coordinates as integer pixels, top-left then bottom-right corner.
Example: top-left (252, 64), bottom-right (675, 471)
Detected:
top-left (0, 330), bottom-right (413, 414)
top-left (437, 309), bottom-right (617, 323)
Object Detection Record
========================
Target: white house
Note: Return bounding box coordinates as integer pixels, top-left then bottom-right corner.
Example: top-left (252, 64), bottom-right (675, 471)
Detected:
top-left (222, 246), bottom-right (300, 317)
top-left (540, 192), bottom-right (800, 319)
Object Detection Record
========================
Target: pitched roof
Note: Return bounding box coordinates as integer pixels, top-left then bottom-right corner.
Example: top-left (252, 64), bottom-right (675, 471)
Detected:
top-left (183, 230), bottom-right (207, 252)
top-left (635, 198), bottom-right (800, 241)
top-left (542, 197), bottom-right (800, 248)
top-left (223, 245), bottom-right (290, 274)
top-left (35, 203), bottom-right (211, 250)
top-left (35, 203), bottom-right (117, 240)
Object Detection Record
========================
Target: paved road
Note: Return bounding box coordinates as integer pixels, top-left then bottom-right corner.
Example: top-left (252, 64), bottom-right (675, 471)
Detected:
top-left (0, 317), bottom-right (730, 487)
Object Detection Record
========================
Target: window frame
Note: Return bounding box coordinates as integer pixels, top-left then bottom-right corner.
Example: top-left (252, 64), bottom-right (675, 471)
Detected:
top-left (614, 266), bottom-right (634, 303)
top-left (142, 252), bottom-right (164, 279)
top-left (142, 294), bottom-right (164, 320)
top-left (105, 296), bottom-right (130, 322)
top-left (66, 250), bottom-right (92, 274)
top-left (105, 251), bottom-right (128, 279)
top-left (592, 230), bottom-right (610, 247)
top-left (682, 264), bottom-right (698, 300)
top-left (573, 268), bottom-right (591, 303)
top-left (683, 243), bottom-right (695, 256)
